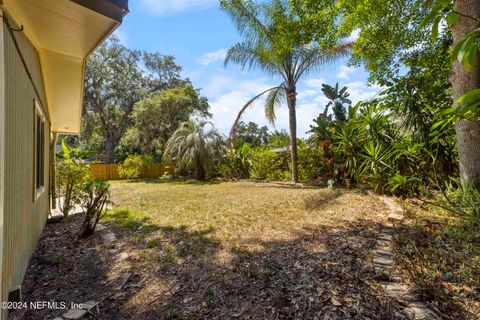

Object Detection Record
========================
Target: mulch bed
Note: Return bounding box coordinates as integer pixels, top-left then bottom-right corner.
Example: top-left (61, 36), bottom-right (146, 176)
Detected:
top-left (9, 214), bottom-right (122, 320)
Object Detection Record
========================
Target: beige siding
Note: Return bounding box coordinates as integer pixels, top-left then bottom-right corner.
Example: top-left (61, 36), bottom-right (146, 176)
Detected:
top-left (0, 7), bottom-right (5, 313)
top-left (1, 22), bottom-right (50, 305)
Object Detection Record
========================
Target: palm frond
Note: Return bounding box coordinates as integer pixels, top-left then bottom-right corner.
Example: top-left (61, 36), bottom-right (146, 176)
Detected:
top-left (295, 42), bottom-right (354, 82)
top-left (229, 86), bottom-right (282, 143)
top-left (225, 42), bottom-right (282, 79)
top-left (264, 86), bottom-right (286, 125)
top-left (164, 120), bottom-right (225, 179)
top-left (220, 0), bottom-right (270, 44)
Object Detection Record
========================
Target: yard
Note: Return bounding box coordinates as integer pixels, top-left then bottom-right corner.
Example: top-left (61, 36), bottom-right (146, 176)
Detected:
top-left (14, 180), bottom-right (479, 319)
top-left (104, 180), bottom-right (402, 319)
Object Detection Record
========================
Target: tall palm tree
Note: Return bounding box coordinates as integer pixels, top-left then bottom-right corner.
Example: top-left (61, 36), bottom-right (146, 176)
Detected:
top-left (164, 121), bottom-right (225, 180)
top-left (222, 0), bottom-right (352, 182)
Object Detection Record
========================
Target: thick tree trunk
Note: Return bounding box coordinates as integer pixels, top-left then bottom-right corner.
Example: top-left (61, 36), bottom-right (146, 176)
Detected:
top-left (287, 89), bottom-right (299, 183)
top-left (105, 139), bottom-right (116, 163)
top-left (452, 0), bottom-right (480, 187)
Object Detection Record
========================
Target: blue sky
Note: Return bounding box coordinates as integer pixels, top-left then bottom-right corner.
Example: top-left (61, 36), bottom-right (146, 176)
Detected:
top-left (114, 0), bottom-right (382, 137)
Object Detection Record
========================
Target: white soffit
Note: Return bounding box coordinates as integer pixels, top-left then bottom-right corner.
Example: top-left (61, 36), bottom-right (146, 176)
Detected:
top-left (3, 0), bottom-right (121, 133)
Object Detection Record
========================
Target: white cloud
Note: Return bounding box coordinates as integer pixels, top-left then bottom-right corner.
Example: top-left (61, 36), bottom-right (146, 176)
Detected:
top-left (206, 75), bottom-right (331, 137)
top-left (204, 76), bottom-right (385, 138)
top-left (304, 78), bottom-right (326, 88)
top-left (297, 89), bottom-right (318, 100)
top-left (139, 0), bottom-right (218, 15)
top-left (345, 81), bottom-right (383, 104)
top-left (336, 65), bottom-right (356, 80)
top-left (204, 76), bottom-right (275, 133)
top-left (197, 49), bottom-right (228, 66)
top-left (347, 29), bottom-right (360, 42)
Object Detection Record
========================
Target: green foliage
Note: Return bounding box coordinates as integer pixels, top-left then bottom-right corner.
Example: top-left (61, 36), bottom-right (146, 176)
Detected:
top-left (249, 147), bottom-right (282, 180)
top-left (222, 0), bottom-right (351, 182)
top-left (118, 154), bottom-right (153, 180)
top-left (164, 121), bottom-right (225, 180)
top-left (268, 130), bottom-right (290, 148)
top-left (82, 35), bottom-right (191, 163)
top-left (297, 143), bottom-right (323, 182)
top-left (358, 141), bottom-right (392, 193)
top-left (234, 121), bottom-right (270, 147)
top-left (442, 180), bottom-right (480, 218)
top-left (56, 162), bottom-right (91, 217)
top-left (387, 175), bottom-right (423, 197)
top-left (78, 179), bottom-right (111, 239)
top-left (321, 83), bottom-right (351, 122)
top-left (56, 140), bottom-right (91, 217)
top-left (124, 85), bottom-right (211, 161)
top-left (56, 139), bottom-right (92, 162)
top-left (218, 144), bottom-right (251, 180)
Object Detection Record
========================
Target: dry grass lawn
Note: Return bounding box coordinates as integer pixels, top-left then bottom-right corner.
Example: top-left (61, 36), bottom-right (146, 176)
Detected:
top-left (108, 180), bottom-right (383, 246)
top-left (100, 180), bottom-right (407, 319)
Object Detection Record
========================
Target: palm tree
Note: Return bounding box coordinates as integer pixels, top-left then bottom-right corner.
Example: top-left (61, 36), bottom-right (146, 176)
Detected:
top-left (222, 0), bottom-right (352, 182)
top-left (321, 83), bottom-right (351, 122)
top-left (164, 121), bottom-right (225, 180)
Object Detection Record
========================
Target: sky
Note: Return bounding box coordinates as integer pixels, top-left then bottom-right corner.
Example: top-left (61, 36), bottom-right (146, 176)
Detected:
top-left (114, 0), bottom-right (382, 138)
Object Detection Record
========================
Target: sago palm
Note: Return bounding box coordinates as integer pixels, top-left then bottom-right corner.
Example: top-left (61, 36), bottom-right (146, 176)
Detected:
top-left (164, 121), bottom-right (225, 180)
top-left (222, 0), bottom-right (352, 182)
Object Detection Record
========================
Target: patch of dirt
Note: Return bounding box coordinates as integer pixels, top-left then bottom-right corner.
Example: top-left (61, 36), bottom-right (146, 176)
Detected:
top-left (9, 214), bottom-right (136, 320)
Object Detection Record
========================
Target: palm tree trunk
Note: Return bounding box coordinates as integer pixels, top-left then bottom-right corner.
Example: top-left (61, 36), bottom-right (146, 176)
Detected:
top-left (452, 0), bottom-right (480, 187)
top-left (287, 88), bottom-right (299, 183)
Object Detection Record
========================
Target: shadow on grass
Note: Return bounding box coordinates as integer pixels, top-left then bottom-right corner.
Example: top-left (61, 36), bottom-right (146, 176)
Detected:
top-left (104, 209), bottom-right (221, 260)
top-left (303, 189), bottom-right (344, 210)
top-left (144, 178), bottom-right (221, 186)
top-left (99, 218), bottom-right (428, 319)
top-left (103, 209), bottom-right (160, 233)
top-left (246, 180), bottom-right (322, 190)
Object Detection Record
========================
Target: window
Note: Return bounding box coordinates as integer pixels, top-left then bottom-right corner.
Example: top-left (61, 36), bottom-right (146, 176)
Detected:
top-left (35, 100), bottom-right (45, 198)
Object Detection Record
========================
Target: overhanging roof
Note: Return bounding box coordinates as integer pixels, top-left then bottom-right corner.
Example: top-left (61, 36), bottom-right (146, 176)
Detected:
top-left (2, 0), bottom-right (128, 133)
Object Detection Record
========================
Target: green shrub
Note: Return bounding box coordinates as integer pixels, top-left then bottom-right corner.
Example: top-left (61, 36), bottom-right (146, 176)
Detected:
top-left (218, 144), bottom-right (251, 180)
top-left (249, 147), bottom-right (280, 180)
top-left (78, 179), bottom-right (111, 239)
top-left (56, 140), bottom-right (91, 217)
top-left (56, 162), bottom-right (90, 217)
top-left (443, 181), bottom-right (480, 218)
top-left (297, 144), bottom-right (323, 182)
top-left (267, 169), bottom-right (291, 181)
top-left (387, 174), bottom-right (423, 197)
top-left (118, 154), bottom-right (153, 179)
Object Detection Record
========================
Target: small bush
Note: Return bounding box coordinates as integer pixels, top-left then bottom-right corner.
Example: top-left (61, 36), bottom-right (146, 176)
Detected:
top-left (297, 144), bottom-right (323, 182)
top-left (118, 154), bottom-right (153, 179)
top-left (267, 169), bottom-right (291, 181)
top-left (77, 178), bottom-right (111, 239)
top-left (218, 144), bottom-right (251, 180)
top-left (249, 147), bottom-right (280, 180)
top-left (387, 174), bottom-right (423, 197)
top-left (56, 162), bottom-right (90, 217)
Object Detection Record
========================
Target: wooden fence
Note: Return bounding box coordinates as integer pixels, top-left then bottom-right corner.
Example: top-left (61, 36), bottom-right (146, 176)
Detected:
top-left (91, 163), bottom-right (175, 181)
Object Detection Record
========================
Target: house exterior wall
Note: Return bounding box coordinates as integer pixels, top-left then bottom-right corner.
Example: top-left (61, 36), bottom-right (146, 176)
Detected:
top-left (1, 17), bottom-right (50, 310)
top-left (0, 11), bottom-right (5, 319)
